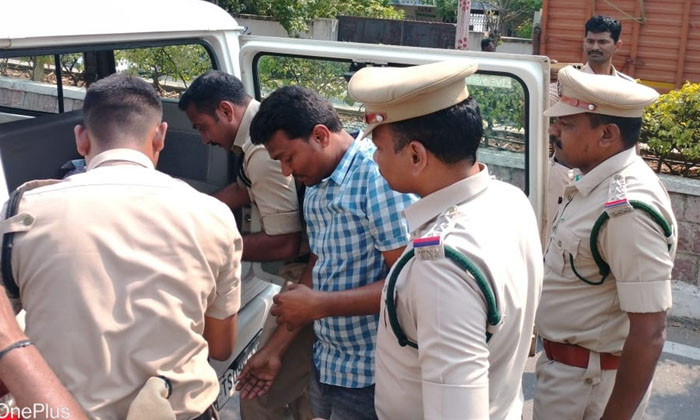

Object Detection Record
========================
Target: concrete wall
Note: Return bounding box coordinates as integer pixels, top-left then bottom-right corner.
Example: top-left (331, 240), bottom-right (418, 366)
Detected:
top-left (663, 175), bottom-right (700, 287)
top-left (0, 76), bottom-right (84, 113)
top-left (235, 14), bottom-right (532, 54)
top-left (235, 14), bottom-right (338, 40)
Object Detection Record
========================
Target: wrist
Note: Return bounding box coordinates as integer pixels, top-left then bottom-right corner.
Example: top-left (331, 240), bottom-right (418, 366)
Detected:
top-left (0, 339), bottom-right (33, 365)
top-left (0, 330), bottom-right (27, 351)
top-left (312, 290), bottom-right (329, 320)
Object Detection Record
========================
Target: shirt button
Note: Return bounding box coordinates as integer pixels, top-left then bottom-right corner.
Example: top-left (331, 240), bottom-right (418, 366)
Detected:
top-left (585, 378), bottom-right (593, 385)
top-left (22, 215), bottom-right (34, 226)
top-left (557, 240), bottom-right (563, 247)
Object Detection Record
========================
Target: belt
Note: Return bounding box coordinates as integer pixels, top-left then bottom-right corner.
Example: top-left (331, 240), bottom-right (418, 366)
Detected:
top-left (543, 339), bottom-right (620, 370)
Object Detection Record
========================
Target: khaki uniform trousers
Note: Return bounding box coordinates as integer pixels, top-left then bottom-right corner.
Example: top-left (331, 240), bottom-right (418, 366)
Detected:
top-left (240, 263), bottom-right (315, 420)
top-left (534, 352), bottom-right (651, 420)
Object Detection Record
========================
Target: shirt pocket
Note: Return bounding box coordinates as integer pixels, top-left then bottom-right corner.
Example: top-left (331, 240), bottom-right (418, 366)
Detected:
top-left (547, 225), bottom-right (581, 275)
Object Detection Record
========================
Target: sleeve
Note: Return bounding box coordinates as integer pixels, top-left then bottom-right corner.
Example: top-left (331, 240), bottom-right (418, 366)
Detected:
top-left (244, 148), bottom-right (302, 236)
top-left (206, 224), bottom-right (243, 319)
top-left (403, 258), bottom-right (490, 419)
top-left (365, 168), bottom-right (417, 251)
top-left (0, 201), bottom-right (22, 313)
top-left (600, 209), bottom-right (674, 313)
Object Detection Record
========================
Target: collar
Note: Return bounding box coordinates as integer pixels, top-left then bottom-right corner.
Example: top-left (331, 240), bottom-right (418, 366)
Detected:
top-left (87, 148), bottom-right (154, 171)
top-left (582, 62), bottom-right (620, 77)
top-left (232, 100), bottom-right (260, 151)
top-left (573, 148), bottom-right (637, 196)
top-left (404, 164), bottom-right (490, 232)
top-left (327, 139), bottom-right (361, 185)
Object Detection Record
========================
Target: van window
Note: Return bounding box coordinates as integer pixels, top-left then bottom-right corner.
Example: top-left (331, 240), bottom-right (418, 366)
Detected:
top-left (0, 42), bottom-right (214, 118)
top-left (0, 54), bottom-right (86, 114)
top-left (115, 44), bottom-right (214, 100)
top-left (468, 73), bottom-right (527, 191)
top-left (254, 55), bottom-right (527, 192)
top-left (256, 55), bottom-right (366, 134)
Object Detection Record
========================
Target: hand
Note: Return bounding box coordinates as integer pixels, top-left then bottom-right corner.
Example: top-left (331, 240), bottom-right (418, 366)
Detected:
top-left (236, 347), bottom-right (282, 400)
top-left (270, 283), bottom-right (321, 330)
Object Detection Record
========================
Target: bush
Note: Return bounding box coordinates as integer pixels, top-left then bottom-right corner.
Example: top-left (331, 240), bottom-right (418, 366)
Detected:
top-left (640, 82), bottom-right (700, 176)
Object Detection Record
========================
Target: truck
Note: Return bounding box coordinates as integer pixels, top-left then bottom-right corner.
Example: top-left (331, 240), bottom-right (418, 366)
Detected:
top-left (537, 0), bottom-right (700, 92)
top-left (0, 0), bottom-right (549, 413)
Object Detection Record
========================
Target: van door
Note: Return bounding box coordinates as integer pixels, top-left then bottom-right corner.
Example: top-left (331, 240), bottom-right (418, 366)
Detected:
top-left (237, 36), bottom-right (550, 227)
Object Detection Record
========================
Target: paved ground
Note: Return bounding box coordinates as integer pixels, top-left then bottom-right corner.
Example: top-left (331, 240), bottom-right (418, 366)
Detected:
top-left (522, 316), bottom-right (700, 420)
top-left (221, 317), bottom-right (700, 420)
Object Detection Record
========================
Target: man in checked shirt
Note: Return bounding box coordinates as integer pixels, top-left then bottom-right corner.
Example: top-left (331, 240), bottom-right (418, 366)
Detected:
top-left (236, 85), bottom-right (417, 420)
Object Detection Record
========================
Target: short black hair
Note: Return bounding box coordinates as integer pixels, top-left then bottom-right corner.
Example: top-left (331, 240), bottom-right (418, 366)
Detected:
top-left (82, 73), bottom-right (162, 145)
top-left (178, 70), bottom-right (249, 116)
top-left (586, 113), bottom-right (642, 150)
top-left (481, 38), bottom-right (494, 50)
top-left (250, 85), bottom-right (343, 145)
top-left (388, 96), bottom-right (483, 165)
top-left (585, 15), bottom-right (622, 42)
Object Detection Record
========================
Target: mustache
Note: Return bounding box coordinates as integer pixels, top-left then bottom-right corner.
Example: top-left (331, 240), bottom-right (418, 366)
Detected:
top-left (549, 135), bottom-right (563, 149)
top-left (588, 50), bottom-right (603, 55)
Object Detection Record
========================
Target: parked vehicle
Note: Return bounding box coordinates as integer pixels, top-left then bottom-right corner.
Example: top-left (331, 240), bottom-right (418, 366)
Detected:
top-left (0, 0), bottom-right (549, 411)
top-left (537, 0), bottom-right (700, 92)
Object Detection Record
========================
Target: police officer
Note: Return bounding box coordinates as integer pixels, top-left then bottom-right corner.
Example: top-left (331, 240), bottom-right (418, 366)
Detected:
top-left (348, 60), bottom-right (543, 419)
top-left (545, 16), bottom-right (636, 241)
top-left (179, 71), bottom-right (313, 420)
top-left (534, 66), bottom-right (677, 420)
top-left (0, 74), bottom-right (241, 419)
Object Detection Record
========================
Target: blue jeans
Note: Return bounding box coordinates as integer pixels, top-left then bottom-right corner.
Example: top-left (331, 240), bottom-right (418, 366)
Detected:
top-left (308, 363), bottom-right (378, 420)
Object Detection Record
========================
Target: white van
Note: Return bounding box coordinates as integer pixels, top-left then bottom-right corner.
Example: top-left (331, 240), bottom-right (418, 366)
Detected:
top-left (0, 0), bottom-right (549, 413)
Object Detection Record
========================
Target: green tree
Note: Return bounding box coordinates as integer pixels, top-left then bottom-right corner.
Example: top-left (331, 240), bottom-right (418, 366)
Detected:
top-left (435, 0), bottom-right (459, 23)
top-left (257, 56), bottom-right (350, 102)
top-left (640, 82), bottom-right (700, 176)
top-left (116, 45), bottom-right (211, 94)
top-left (219, 0), bottom-right (403, 36)
top-left (482, 0), bottom-right (542, 40)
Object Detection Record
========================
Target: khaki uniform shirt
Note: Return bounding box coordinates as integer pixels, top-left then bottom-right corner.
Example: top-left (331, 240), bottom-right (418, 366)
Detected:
top-left (537, 148), bottom-right (677, 353)
top-left (233, 101), bottom-right (301, 236)
top-left (545, 63), bottom-right (636, 242)
top-left (375, 166), bottom-right (543, 420)
top-left (4, 149), bottom-right (242, 420)
top-left (582, 62), bottom-right (635, 82)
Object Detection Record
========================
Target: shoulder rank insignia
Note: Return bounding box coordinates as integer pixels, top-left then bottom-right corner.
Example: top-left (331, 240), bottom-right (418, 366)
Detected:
top-left (604, 174), bottom-right (634, 217)
top-left (413, 236), bottom-right (445, 261)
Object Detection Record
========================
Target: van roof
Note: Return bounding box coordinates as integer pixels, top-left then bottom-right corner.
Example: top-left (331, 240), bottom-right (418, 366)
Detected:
top-left (0, 0), bottom-right (242, 50)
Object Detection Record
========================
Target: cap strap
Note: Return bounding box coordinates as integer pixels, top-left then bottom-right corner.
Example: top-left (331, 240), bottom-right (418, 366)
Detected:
top-left (560, 96), bottom-right (597, 111)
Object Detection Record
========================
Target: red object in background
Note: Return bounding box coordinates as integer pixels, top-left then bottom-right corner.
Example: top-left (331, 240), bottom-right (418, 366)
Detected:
top-left (0, 379), bottom-right (19, 419)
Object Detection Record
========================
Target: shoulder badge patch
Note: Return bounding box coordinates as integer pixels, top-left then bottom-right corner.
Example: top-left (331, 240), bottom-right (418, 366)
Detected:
top-left (413, 236), bottom-right (445, 261)
top-left (605, 174), bottom-right (634, 216)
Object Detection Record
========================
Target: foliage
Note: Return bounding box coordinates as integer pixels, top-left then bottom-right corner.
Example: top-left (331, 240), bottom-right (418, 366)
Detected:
top-left (513, 18), bottom-right (534, 38)
top-left (435, 0), bottom-right (458, 22)
top-left (469, 79), bottom-right (524, 131)
top-left (219, 0), bottom-right (403, 36)
top-left (640, 82), bottom-right (700, 176)
top-left (482, 0), bottom-right (541, 40)
top-left (257, 56), bottom-right (350, 102)
top-left (60, 53), bottom-right (84, 86)
top-left (116, 45), bottom-right (211, 94)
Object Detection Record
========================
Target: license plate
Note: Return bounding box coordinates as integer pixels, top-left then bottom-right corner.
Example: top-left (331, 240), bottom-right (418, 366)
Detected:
top-left (216, 330), bottom-right (262, 409)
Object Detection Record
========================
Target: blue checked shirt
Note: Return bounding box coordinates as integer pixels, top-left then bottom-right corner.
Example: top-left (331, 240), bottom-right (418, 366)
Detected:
top-left (304, 139), bottom-right (417, 388)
